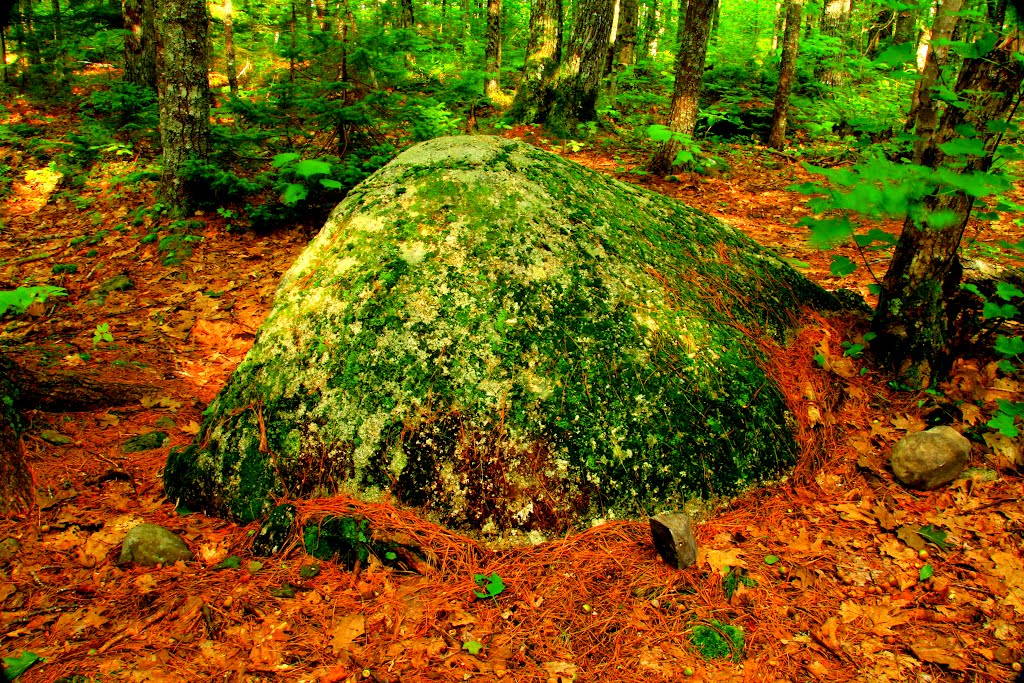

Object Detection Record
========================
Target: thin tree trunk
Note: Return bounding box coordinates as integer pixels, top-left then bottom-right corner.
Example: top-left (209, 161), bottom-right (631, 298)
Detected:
top-left (768, 0), bottom-right (802, 149)
top-left (872, 45), bottom-right (1024, 385)
top-left (123, 0), bottom-right (157, 88)
top-left (641, 0), bottom-right (660, 58)
top-left (223, 0), bottom-right (238, 96)
top-left (505, 0), bottom-right (562, 122)
top-left (1, 27), bottom-right (8, 83)
top-left (710, 0), bottom-right (720, 43)
top-left (290, 0), bottom-right (297, 82)
top-left (399, 0), bottom-right (415, 27)
top-left (772, 0), bottom-right (785, 54)
top-left (156, 0), bottom-right (212, 211)
top-left (485, 0), bottom-right (502, 97)
top-left (906, 0), bottom-right (962, 159)
top-left (647, 0), bottom-right (714, 173)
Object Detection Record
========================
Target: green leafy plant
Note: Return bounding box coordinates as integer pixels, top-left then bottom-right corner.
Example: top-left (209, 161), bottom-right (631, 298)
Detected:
top-left (472, 572), bottom-right (505, 599)
top-left (0, 286), bottom-right (66, 317)
top-left (92, 323), bottom-right (114, 346)
top-left (647, 124), bottom-right (726, 174)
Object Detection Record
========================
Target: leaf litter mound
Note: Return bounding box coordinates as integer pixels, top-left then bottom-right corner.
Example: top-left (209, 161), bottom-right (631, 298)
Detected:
top-left (1, 112), bottom-right (1022, 683)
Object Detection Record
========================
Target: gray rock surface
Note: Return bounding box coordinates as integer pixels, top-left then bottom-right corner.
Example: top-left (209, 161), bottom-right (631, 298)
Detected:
top-left (891, 426), bottom-right (971, 490)
top-left (119, 523), bottom-right (194, 566)
top-left (650, 512), bottom-right (698, 569)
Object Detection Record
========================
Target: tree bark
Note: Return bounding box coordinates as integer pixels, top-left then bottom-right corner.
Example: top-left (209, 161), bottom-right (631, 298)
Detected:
top-left (772, 0), bottom-right (785, 54)
top-left (614, 0), bottom-right (638, 66)
top-left (484, 0), bottom-right (502, 97)
top-left (906, 0), bottom-right (963, 161)
top-left (872, 45), bottom-right (1024, 385)
top-left (817, 0), bottom-right (850, 85)
top-left (398, 0), bottom-right (415, 27)
top-left (768, 0), bottom-right (802, 149)
top-left (223, 0), bottom-right (238, 96)
top-left (640, 0), bottom-right (660, 59)
top-left (539, 0), bottom-right (615, 134)
top-left (122, 0), bottom-right (157, 88)
top-left (647, 0), bottom-right (714, 174)
top-left (156, 0), bottom-right (212, 212)
top-left (505, 0), bottom-right (562, 122)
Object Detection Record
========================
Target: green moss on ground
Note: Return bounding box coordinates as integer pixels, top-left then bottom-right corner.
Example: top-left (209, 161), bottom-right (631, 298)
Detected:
top-left (165, 136), bottom-right (844, 539)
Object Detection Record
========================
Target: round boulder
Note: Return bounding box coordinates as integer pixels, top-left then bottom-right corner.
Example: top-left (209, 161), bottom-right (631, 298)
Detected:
top-left (165, 136), bottom-right (845, 540)
top-left (890, 425), bottom-right (971, 490)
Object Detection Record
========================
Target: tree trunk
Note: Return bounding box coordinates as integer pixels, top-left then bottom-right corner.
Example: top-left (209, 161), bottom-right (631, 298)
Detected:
top-left (223, 0), bottom-right (238, 96)
top-left (156, 0), bottom-right (212, 212)
top-left (505, 0), bottom-right (562, 123)
top-left (906, 0), bottom-right (963, 159)
top-left (647, 0), bottom-right (714, 173)
top-left (0, 371), bottom-right (31, 515)
top-left (771, 0), bottom-right (785, 54)
top-left (768, 0), bottom-right (802, 149)
top-left (640, 0), bottom-right (660, 58)
top-left (484, 0), bottom-right (502, 97)
top-left (614, 0), bottom-right (638, 66)
top-left (539, 0), bottom-right (615, 134)
top-left (123, 0), bottom-right (157, 88)
top-left (817, 0), bottom-right (850, 85)
top-left (872, 45), bottom-right (1024, 385)
top-left (398, 0), bottom-right (415, 27)
top-left (710, 0), bottom-right (720, 43)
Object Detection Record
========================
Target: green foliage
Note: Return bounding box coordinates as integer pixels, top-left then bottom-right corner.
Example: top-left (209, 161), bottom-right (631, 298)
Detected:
top-left (0, 286), bottom-right (67, 317)
top-left (472, 572), bottom-right (505, 599)
top-left (92, 322), bottom-right (113, 346)
top-left (647, 125), bottom-right (726, 174)
top-left (690, 620), bottom-right (744, 661)
top-left (85, 82), bottom-right (159, 132)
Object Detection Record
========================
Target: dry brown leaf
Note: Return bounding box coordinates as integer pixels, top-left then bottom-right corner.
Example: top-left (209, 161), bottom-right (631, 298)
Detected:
top-left (704, 548), bottom-right (746, 576)
top-left (910, 640), bottom-right (967, 670)
top-left (891, 413), bottom-right (926, 432)
top-left (330, 614), bottom-right (365, 653)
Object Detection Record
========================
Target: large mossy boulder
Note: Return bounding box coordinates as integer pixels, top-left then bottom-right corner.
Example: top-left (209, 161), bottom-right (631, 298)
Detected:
top-left (165, 136), bottom-right (841, 540)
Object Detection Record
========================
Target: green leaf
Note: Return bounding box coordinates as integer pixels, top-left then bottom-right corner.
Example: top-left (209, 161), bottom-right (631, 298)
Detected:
top-left (994, 335), bottom-right (1024, 357)
top-left (868, 284), bottom-right (882, 296)
top-left (802, 215), bottom-right (854, 249)
top-left (271, 152), bottom-right (302, 168)
top-left (997, 359), bottom-right (1017, 373)
top-left (986, 411), bottom-right (1019, 437)
top-left (472, 572), bottom-right (505, 599)
top-left (843, 342), bottom-right (865, 358)
top-left (764, 555), bottom-right (779, 565)
top-left (294, 159), bottom-right (333, 178)
top-left (918, 564), bottom-right (934, 581)
top-left (983, 302), bottom-right (1018, 320)
top-left (463, 640), bottom-right (484, 655)
top-left (813, 353), bottom-right (826, 368)
top-left (917, 525), bottom-right (948, 549)
top-left (829, 255), bottom-right (857, 277)
top-left (960, 283), bottom-right (985, 300)
top-left (996, 282), bottom-right (1024, 301)
top-left (213, 555), bottom-right (241, 570)
top-left (853, 228), bottom-right (898, 248)
top-left (319, 178), bottom-right (343, 189)
top-left (939, 138), bottom-right (986, 157)
top-left (2, 650), bottom-right (43, 679)
top-left (924, 209), bottom-right (960, 230)
top-left (281, 183), bottom-right (308, 206)
top-left (874, 42), bottom-right (916, 67)
top-left (647, 124), bottom-right (673, 142)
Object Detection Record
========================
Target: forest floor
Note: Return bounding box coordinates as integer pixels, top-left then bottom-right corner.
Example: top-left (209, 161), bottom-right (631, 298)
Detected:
top-left (0, 96), bottom-right (1023, 683)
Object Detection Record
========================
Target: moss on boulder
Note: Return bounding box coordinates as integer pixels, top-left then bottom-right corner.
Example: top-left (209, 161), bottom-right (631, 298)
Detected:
top-left (165, 136), bottom-right (842, 540)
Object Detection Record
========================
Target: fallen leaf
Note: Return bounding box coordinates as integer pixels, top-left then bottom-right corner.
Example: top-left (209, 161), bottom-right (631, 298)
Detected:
top-left (330, 614), bottom-right (365, 653)
top-left (704, 548), bottom-right (746, 576)
top-left (910, 640), bottom-right (967, 671)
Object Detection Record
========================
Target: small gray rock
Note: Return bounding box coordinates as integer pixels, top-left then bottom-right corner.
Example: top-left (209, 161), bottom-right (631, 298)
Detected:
top-left (121, 431), bottom-right (169, 453)
top-left (0, 537), bottom-right (21, 564)
top-left (650, 512), bottom-right (698, 569)
top-left (891, 426), bottom-right (971, 491)
top-left (119, 523), bottom-right (194, 566)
